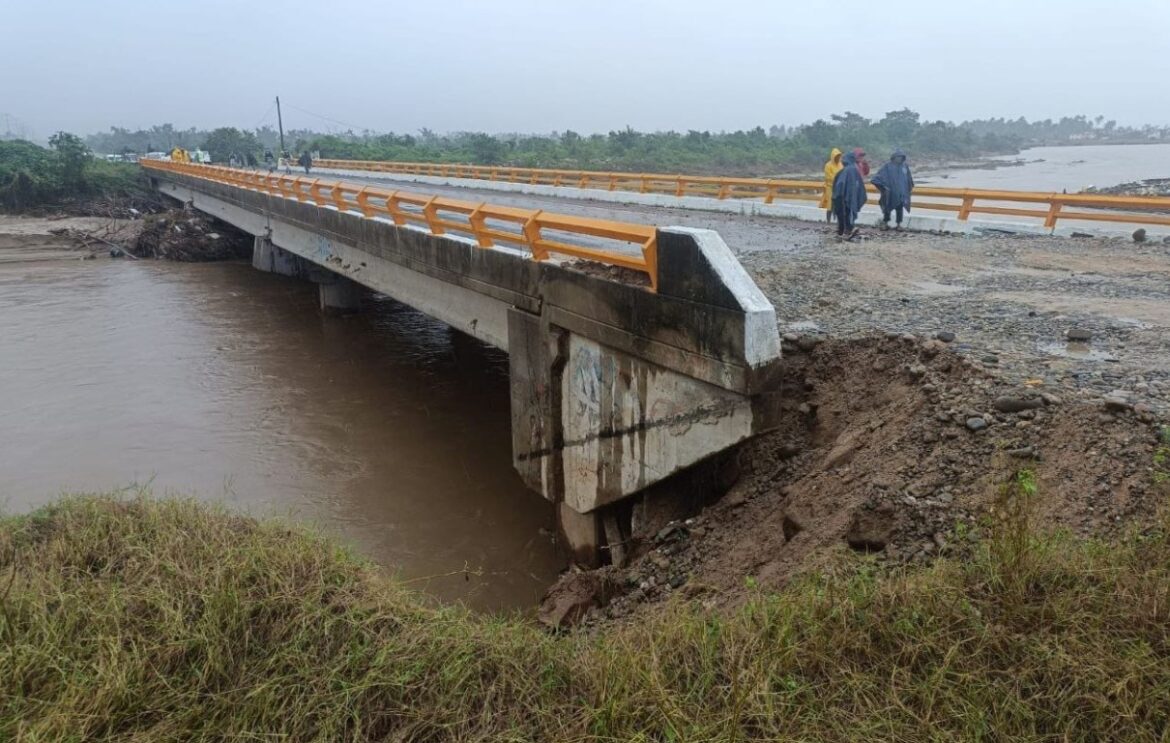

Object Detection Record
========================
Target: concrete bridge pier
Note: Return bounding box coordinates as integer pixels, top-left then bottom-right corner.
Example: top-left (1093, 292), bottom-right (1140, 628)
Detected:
top-left (312, 273), bottom-right (365, 314)
top-left (253, 235), bottom-right (363, 313)
top-left (252, 235), bottom-right (306, 278)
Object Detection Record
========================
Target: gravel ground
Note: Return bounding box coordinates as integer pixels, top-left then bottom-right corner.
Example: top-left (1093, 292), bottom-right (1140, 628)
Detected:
top-left (739, 222), bottom-right (1170, 415)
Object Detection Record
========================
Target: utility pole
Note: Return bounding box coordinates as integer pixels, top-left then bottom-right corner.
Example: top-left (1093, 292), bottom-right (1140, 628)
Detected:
top-left (275, 96), bottom-right (286, 156)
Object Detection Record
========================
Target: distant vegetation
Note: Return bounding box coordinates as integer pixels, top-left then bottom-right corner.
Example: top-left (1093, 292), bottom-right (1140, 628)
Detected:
top-left (0, 134), bottom-right (146, 212)
top-left (4, 489), bottom-right (1170, 740)
top-left (79, 111), bottom-right (1170, 176)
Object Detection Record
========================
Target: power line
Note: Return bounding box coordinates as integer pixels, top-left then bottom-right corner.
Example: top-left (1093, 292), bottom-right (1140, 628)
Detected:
top-left (252, 101), bottom-right (276, 130)
top-left (282, 102), bottom-right (372, 133)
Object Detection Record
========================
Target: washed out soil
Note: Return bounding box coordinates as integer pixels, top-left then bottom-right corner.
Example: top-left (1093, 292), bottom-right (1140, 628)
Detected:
top-left (544, 333), bottom-right (1167, 628)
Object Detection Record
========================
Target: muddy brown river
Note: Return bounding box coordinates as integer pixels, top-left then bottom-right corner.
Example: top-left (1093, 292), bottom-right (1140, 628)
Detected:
top-left (0, 257), bottom-right (563, 610)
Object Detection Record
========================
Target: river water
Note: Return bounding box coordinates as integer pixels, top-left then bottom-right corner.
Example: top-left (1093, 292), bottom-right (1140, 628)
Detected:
top-left (0, 258), bottom-right (563, 611)
top-left (925, 143), bottom-right (1170, 192)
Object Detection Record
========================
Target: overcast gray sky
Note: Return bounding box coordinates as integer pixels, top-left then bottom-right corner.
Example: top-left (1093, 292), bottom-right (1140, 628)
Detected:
top-left (2, 0), bottom-right (1167, 139)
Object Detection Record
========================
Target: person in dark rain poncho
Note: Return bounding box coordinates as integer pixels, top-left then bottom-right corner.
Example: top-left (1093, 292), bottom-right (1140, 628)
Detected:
top-left (872, 148), bottom-right (914, 229)
top-left (832, 150), bottom-right (868, 240)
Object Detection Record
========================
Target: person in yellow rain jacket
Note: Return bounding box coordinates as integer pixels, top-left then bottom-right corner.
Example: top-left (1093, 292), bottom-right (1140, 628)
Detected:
top-left (819, 148), bottom-right (844, 222)
top-left (169, 146), bottom-right (183, 163)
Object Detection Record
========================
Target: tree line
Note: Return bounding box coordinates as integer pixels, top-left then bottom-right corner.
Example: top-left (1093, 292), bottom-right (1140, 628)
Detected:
top-left (0, 134), bottom-right (143, 211)
top-left (64, 110), bottom-right (1170, 177)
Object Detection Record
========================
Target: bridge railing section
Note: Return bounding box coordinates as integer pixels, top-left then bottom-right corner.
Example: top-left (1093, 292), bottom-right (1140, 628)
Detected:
top-left (142, 160), bottom-right (660, 290)
top-left (315, 158), bottom-right (1170, 231)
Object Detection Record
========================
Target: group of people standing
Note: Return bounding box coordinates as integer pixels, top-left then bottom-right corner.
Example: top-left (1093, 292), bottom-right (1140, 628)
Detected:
top-left (819, 147), bottom-right (914, 240)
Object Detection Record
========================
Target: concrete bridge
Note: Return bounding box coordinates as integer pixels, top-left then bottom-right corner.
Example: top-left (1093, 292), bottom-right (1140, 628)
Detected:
top-left (143, 160), bottom-right (782, 563)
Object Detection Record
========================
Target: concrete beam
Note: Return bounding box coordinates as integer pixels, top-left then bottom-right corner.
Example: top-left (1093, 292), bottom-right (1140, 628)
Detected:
top-left (154, 172), bottom-right (781, 394)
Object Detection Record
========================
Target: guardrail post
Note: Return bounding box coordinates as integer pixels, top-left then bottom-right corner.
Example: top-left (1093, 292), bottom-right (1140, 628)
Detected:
top-left (331, 184), bottom-right (346, 211)
top-left (523, 212), bottom-right (546, 260)
top-left (356, 187), bottom-right (374, 217)
top-left (957, 195), bottom-right (975, 221)
top-left (290, 177), bottom-right (307, 202)
top-left (385, 192), bottom-right (405, 225)
top-left (309, 180), bottom-right (326, 206)
top-left (717, 182), bottom-right (730, 200)
top-left (1044, 200), bottom-right (1063, 229)
top-left (764, 181), bottom-right (777, 205)
top-left (640, 175), bottom-right (649, 194)
top-left (467, 203), bottom-right (493, 248)
top-left (422, 196), bottom-right (444, 234)
top-left (675, 178), bottom-right (686, 197)
top-left (642, 236), bottom-right (658, 292)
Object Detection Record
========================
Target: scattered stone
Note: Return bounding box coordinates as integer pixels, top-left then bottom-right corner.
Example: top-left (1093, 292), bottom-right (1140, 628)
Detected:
top-left (845, 506), bottom-right (894, 552)
top-left (1132, 228), bottom-right (1147, 243)
top-left (781, 512), bottom-right (804, 541)
top-left (1067, 327), bottom-right (1093, 342)
top-left (935, 331), bottom-right (956, 343)
top-left (1007, 446), bottom-right (1036, 459)
top-left (722, 487), bottom-right (748, 509)
top-left (538, 572), bottom-right (611, 629)
top-left (1103, 396), bottom-right (1133, 413)
top-left (649, 552), bottom-right (671, 571)
top-left (796, 335), bottom-right (820, 352)
top-left (993, 396), bottom-right (1043, 413)
top-left (965, 417), bottom-right (988, 432)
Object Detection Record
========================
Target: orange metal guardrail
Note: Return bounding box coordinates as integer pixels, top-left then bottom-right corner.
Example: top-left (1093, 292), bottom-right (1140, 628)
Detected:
top-left (314, 158), bottom-right (1170, 231)
top-left (141, 159), bottom-right (660, 289)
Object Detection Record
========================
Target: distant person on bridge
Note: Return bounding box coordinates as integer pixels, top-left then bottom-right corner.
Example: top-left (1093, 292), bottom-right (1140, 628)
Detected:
top-left (832, 150), bottom-right (867, 240)
top-left (298, 151), bottom-right (313, 174)
top-left (871, 148), bottom-right (914, 230)
top-left (264, 150), bottom-right (275, 173)
top-left (852, 148), bottom-right (871, 178)
top-left (819, 148), bottom-right (844, 222)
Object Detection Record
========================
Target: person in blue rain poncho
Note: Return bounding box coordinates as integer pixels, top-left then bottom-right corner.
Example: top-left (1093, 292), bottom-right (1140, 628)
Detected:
top-left (871, 148), bottom-right (914, 230)
top-left (832, 150), bottom-right (868, 240)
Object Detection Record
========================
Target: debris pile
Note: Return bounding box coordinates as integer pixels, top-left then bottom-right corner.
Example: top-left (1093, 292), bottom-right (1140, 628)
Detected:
top-left (132, 209), bottom-right (252, 261)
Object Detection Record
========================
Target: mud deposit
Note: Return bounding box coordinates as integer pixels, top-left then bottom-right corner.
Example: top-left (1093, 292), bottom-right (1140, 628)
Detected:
top-left (546, 334), bottom-right (1167, 627)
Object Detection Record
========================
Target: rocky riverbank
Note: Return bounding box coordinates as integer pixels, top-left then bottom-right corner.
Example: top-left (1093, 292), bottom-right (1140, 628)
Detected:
top-left (1084, 177), bottom-right (1170, 197)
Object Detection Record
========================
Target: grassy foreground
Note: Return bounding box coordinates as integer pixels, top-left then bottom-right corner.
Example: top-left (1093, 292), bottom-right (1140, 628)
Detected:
top-left (3, 495), bottom-right (1170, 741)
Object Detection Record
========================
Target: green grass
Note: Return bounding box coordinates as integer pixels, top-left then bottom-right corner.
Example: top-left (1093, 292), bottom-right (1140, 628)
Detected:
top-left (3, 490), bottom-right (1170, 741)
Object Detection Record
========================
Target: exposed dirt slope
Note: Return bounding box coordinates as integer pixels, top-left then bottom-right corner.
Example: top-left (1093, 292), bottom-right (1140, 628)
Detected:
top-left (550, 334), bottom-right (1167, 626)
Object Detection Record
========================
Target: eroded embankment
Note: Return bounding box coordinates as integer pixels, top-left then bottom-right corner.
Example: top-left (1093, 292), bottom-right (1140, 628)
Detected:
top-left (546, 334), bottom-right (1168, 626)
